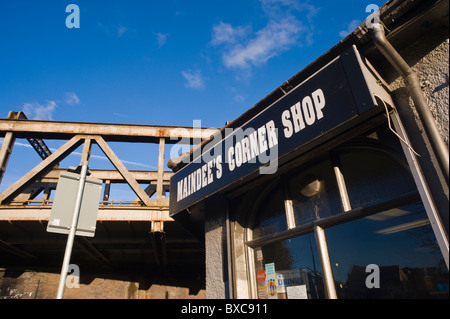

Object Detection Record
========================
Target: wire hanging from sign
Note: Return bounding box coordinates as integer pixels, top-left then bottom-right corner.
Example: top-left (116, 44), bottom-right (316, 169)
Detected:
top-left (381, 99), bottom-right (421, 157)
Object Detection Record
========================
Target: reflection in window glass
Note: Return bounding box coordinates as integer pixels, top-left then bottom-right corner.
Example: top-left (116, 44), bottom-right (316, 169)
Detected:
top-left (253, 234), bottom-right (325, 299)
top-left (339, 150), bottom-right (417, 208)
top-left (252, 185), bottom-right (287, 238)
top-left (287, 159), bottom-right (341, 226)
top-left (326, 202), bottom-right (449, 299)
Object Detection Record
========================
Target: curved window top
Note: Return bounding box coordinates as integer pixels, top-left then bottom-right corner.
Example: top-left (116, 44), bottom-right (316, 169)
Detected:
top-left (338, 148), bottom-right (416, 209)
top-left (287, 158), bottom-right (341, 226)
top-left (249, 138), bottom-right (418, 240)
top-left (251, 182), bottom-right (287, 239)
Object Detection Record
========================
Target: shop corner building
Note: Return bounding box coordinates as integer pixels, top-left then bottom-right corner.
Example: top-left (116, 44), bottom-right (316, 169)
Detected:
top-left (1, 0), bottom-right (448, 300)
top-left (169, 0), bottom-right (449, 299)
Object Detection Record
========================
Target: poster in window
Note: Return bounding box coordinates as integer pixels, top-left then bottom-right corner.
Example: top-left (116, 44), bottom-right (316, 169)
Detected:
top-left (276, 269), bottom-right (302, 299)
top-left (265, 263), bottom-right (278, 299)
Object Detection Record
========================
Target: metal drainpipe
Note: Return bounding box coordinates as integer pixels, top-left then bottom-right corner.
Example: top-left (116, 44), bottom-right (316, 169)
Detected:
top-left (369, 23), bottom-right (449, 181)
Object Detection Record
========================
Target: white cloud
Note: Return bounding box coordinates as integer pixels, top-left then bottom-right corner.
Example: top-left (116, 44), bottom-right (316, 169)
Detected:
top-left (261, 0), bottom-right (296, 4)
top-left (64, 92), bottom-right (80, 105)
top-left (97, 23), bottom-right (131, 38)
top-left (222, 17), bottom-right (303, 69)
top-left (7, 140), bottom-right (32, 148)
top-left (234, 94), bottom-right (246, 104)
top-left (211, 0), bottom-right (317, 70)
top-left (83, 153), bottom-right (155, 169)
top-left (260, 0), bottom-right (300, 15)
top-left (339, 19), bottom-right (362, 38)
top-left (113, 112), bottom-right (127, 118)
top-left (21, 91), bottom-right (79, 120)
top-left (97, 23), bottom-right (112, 36)
top-left (117, 25), bottom-right (129, 38)
top-left (260, 0), bottom-right (319, 21)
top-left (156, 32), bottom-right (169, 48)
top-left (211, 22), bottom-right (250, 46)
top-left (22, 101), bottom-right (57, 121)
top-left (181, 69), bottom-right (205, 89)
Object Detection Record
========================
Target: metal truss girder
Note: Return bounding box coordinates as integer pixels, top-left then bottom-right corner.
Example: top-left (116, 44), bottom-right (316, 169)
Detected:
top-left (26, 137), bottom-right (53, 160)
top-left (41, 169), bottom-right (174, 183)
top-left (94, 136), bottom-right (152, 206)
top-left (0, 239), bottom-right (38, 260)
top-left (75, 236), bottom-right (109, 264)
top-left (0, 136), bottom-right (84, 205)
top-left (0, 207), bottom-right (173, 222)
top-left (0, 118), bottom-right (219, 144)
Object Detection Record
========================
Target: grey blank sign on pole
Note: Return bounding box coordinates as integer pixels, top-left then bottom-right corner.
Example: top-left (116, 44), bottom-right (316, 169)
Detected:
top-left (47, 171), bottom-right (103, 237)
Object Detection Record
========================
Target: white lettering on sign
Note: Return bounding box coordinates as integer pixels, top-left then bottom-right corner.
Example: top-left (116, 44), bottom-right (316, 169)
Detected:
top-left (177, 155), bottom-right (223, 202)
top-left (282, 88), bottom-right (325, 139)
top-left (175, 87), bottom-right (326, 203)
top-left (227, 120), bottom-right (278, 172)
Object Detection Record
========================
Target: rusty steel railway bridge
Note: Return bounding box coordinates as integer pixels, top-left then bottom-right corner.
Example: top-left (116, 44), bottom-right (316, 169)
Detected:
top-left (0, 111), bottom-right (217, 274)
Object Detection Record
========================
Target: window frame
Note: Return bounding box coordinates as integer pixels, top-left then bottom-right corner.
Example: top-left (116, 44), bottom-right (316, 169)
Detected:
top-left (244, 141), bottom-right (423, 299)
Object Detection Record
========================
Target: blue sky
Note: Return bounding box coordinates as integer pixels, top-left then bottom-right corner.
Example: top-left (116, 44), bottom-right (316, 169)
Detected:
top-left (0, 0), bottom-right (385, 200)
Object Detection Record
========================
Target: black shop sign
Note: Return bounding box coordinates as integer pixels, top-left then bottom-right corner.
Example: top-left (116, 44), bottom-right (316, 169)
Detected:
top-left (170, 46), bottom-right (392, 216)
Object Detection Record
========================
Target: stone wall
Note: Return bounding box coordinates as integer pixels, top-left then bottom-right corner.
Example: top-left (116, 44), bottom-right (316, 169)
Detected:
top-left (0, 268), bottom-right (205, 299)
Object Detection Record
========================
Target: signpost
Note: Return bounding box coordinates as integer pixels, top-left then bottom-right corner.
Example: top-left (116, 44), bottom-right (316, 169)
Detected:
top-left (47, 160), bottom-right (102, 299)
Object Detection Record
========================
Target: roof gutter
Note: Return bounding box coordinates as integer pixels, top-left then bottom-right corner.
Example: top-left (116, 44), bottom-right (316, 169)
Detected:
top-left (369, 22), bottom-right (449, 181)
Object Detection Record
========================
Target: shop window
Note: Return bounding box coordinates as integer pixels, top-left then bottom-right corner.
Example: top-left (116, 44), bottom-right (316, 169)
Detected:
top-left (244, 126), bottom-right (448, 299)
top-left (286, 159), bottom-right (342, 226)
top-left (326, 201), bottom-right (449, 299)
top-left (338, 149), bottom-right (417, 208)
top-left (253, 234), bottom-right (325, 299)
top-left (251, 183), bottom-right (287, 238)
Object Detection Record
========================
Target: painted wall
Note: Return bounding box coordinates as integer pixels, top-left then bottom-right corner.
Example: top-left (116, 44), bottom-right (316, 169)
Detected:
top-left (386, 25), bottom-right (449, 233)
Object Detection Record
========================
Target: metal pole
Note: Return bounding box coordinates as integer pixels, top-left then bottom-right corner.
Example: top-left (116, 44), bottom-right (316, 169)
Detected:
top-left (314, 225), bottom-right (337, 299)
top-left (56, 160), bottom-right (89, 299)
top-left (369, 23), bottom-right (449, 181)
top-left (225, 201), bottom-right (234, 299)
top-left (390, 111), bottom-right (449, 269)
